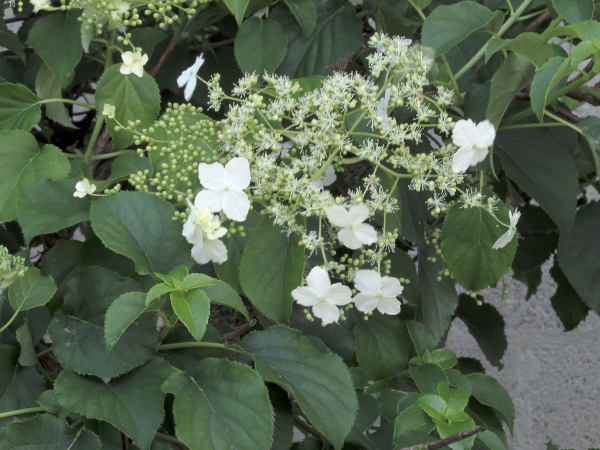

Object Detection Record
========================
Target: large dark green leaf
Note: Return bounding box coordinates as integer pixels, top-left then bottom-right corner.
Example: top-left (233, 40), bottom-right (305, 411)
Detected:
top-left (90, 192), bottom-right (193, 275)
top-left (551, 0), bottom-right (594, 23)
top-left (241, 326), bottom-right (358, 449)
top-left (485, 33), bottom-right (566, 68)
top-left (284, 0), bottom-right (317, 37)
top-left (0, 414), bottom-right (101, 450)
top-left (163, 359), bottom-right (274, 450)
top-left (0, 131), bottom-right (69, 222)
top-left (512, 206), bottom-right (559, 272)
top-left (159, 325), bottom-right (225, 373)
top-left (468, 373), bottom-right (514, 433)
top-left (530, 56), bottom-right (570, 121)
top-left (54, 358), bottom-right (174, 450)
top-left (8, 267), bottom-right (56, 313)
top-left (223, 0), bottom-right (249, 25)
top-left (17, 178), bottom-right (90, 244)
top-left (104, 291), bottom-right (157, 351)
top-left (422, 2), bottom-right (494, 55)
top-left (441, 204), bottom-right (517, 291)
top-left (234, 17), bottom-right (288, 74)
top-left (495, 128), bottom-right (578, 235)
top-left (0, 83), bottom-right (41, 131)
top-left (354, 313), bottom-right (410, 380)
top-left (239, 217), bottom-right (304, 323)
top-left (549, 261), bottom-right (589, 331)
top-left (35, 63), bottom-right (76, 128)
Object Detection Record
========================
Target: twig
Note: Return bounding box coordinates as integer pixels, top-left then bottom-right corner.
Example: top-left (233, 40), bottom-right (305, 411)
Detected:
top-left (149, 37), bottom-right (178, 77)
top-left (568, 88), bottom-right (600, 107)
top-left (556, 107), bottom-right (581, 123)
top-left (523, 10), bottom-right (551, 32)
top-left (406, 426), bottom-right (487, 450)
top-left (222, 319), bottom-right (257, 342)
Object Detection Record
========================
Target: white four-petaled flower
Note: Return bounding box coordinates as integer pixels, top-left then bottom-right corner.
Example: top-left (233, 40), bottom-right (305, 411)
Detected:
top-left (353, 269), bottom-right (403, 315)
top-left (109, 0), bottom-right (130, 20)
top-left (451, 119), bottom-right (496, 173)
top-left (291, 267), bottom-right (353, 324)
top-left (177, 54), bottom-right (205, 102)
top-left (182, 202), bottom-right (228, 264)
top-left (492, 208), bottom-right (520, 250)
top-left (102, 103), bottom-right (116, 119)
top-left (325, 204), bottom-right (377, 250)
top-left (120, 51), bottom-right (148, 78)
top-left (74, 179), bottom-right (96, 198)
top-left (196, 157), bottom-right (251, 222)
top-left (313, 166), bottom-right (336, 188)
top-left (30, 0), bottom-right (50, 12)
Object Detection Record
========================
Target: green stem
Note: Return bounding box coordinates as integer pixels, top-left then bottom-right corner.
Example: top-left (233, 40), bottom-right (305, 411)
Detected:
top-left (516, 9), bottom-right (548, 22)
top-left (0, 407), bottom-right (45, 420)
top-left (455, 0), bottom-right (534, 81)
top-left (0, 310), bottom-right (19, 333)
top-left (39, 99), bottom-right (95, 109)
top-left (441, 55), bottom-right (461, 95)
top-left (157, 341), bottom-right (250, 356)
top-left (407, 0), bottom-right (426, 20)
top-left (90, 150), bottom-right (136, 161)
top-left (544, 110), bottom-right (583, 135)
top-left (36, 346), bottom-right (53, 358)
top-left (499, 122), bottom-right (566, 130)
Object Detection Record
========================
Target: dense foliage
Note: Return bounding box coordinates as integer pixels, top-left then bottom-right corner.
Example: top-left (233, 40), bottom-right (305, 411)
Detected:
top-left (1, 0), bottom-right (600, 448)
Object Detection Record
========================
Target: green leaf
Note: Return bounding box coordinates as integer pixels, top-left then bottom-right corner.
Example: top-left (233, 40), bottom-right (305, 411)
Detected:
top-left (478, 430), bottom-right (509, 450)
top-left (405, 320), bottom-right (436, 356)
top-left (160, 325), bottom-right (226, 373)
top-left (183, 273), bottom-right (218, 290)
top-left (486, 53), bottom-right (535, 128)
top-left (495, 127), bottom-right (578, 234)
top-left (0, 345), bottom-right (46, 427)
top-left (8, 267), bottom-right (56, 312)
top-left (549, 261), bottom-right (589, 331)
top-left (35, 63), bottom-right (76, 128)
top-left (0, 83), bottom-right (41, 131)
top-left (274, 3), bottom-right (362, 78)
top-left (417, 394), bottom-right (446, 420)
top-left (234, 17), bottom-right (288, 74)
top-left (0, 414), bottom-right (101, 450)
top-left (146, 283), bottom-right (176, 305)
top-left (93, 152), bottom-right (153, 192)
top-left (387, 250), bottom-right (420, 306)
top-left (484, 33), bottom-right (566, 68)
top-left (409, 364), bottom-right (448, 395)
top-left (551, 0), bottom-right (594, 23)
top-left (27, 11), bottom-right (83, 88)
top-left (239, 217), bottom-right (304, 323)
top-left (435, 418), bottom-right (477, 450)
top-left (422, 348), bottom-right (458, 370)
top-left (201, 279), bottom-right (250, 319)
top-left (241, 326), bottom-right (358, 449)
top-left (284, 0), bottom-right (317, 37)
top-left (468, 373), bottom-right (515, 432)
top-left (223, 0), bottom-right (249, 25)
top-left (90, 191), bottom-right (193, 275)
top-left (557, 201), bottom-right (600, 315)
top-left (171, 289), bottom-right (210, 342)
top-left (512, 206), bottom-right (559, 272)
top-left (163, 359), bottom-right (274, 450)
top-left (455, 295), bottom-right (506, 368)
top-left (418, 245), bottom-right (458, 343)
top-left (105, 291), bottom-right (157, 351)
top-left (0, 131), bottom-right (70, 222)
top-left (530, 56), bottom-right (570, 121)
top-left (441, 204), bottom-right (517, 291)
top-left (0, 29), bottom-right (25, 62)
top-left (17, 178), bottom-right (90, 244)
top-left (15, 322), bottom-right (37, 367)
top-left (54, 358), bottom-right (174, 450)
top-left (95, 64), bottom-right (160, 149)
top-left (422, 2), bottom-right (494, 55)
top-left (269, 384), bottom-right (294, 450)
top-left (354, 314), bottom-right (410, 380)
top-left (393, 405), bottom-right (435, 448)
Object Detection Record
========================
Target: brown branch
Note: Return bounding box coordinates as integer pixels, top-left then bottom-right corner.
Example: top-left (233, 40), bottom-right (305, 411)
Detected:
top-left (523, 10), bottom-right (552, 33)
top-left (149, 37), bottom-right (179, 77)
top-left (567, 88), bottom-right (600, 106)
top-left (556, 107), bottom-right (581, 123)
top-left (407, 426), bottom-right (487, 450)
top-left (222, 319), bottom-right (257, 342)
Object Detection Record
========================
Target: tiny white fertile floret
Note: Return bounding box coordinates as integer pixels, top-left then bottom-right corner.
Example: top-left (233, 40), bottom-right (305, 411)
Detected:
top-left (451, 119), bottom-right (496, 173)
top-left (325, 204), bottom-right (377, 250)
top-left (120, 51), bottom-right (148, 78)
top-left (291, 266), bottom-right (353, 324)
top-left (30, 0), bottom-right (50, 12)
top-left (102, 104), bottom-right (116, 119)
top-left (74, 179), bottom-right (96, 198)
top-left (177, 54), bottom-right (205, 102)
top-left (353, 269), bottom-right (403, 315)
top-left (492, 208), bottom-right (520, 250)
top-left (196, 157), bottom-right (251, 222)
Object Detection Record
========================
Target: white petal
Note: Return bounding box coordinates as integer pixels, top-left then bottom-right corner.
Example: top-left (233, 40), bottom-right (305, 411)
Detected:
top-left (325, 283), bottom-right (353, 306)
top-left (338, 228), bottom-right (362, 250)
top-left (379, 276), bottom-right (404, 298)
top-left (312, 301), bottom-right (340, 324)
top-left (73, 191), bottom-right (86, 198)
top-left (292, 286), bottom-right (320, 306)
top-left (190, 241), bottom-right (208, 264)
top-left (121, 52), bottom-right (133, 65)
top-left (183, 77), bottom-right (197, 102)
top-left (451, 119), bottom-right (477, 148)
top-left (198, 162), bottom-right (226, 190)
top-left (120, 63), bottom-right (132, 75)
top-left (475, 120), bottom-right (496, 148)
top-left (177, 70), bottom-right (191, 88)
top-left (452, 147), bottom-right (476, 173)
top-left (377, 297), bottom-right (401, 315)
top-left (132, 63), bottom-right (144, 78)
top-left (202, 238), bottom-right (228, 264)
top-left (182, 216), bottom-right (203, 244)
top-left (222, 190), bottom-right (250, 222)
top-left (141, 54), bottom-right (149, 65)
top-left (225, 158), bottom-right (251, 190)
top-left (320, 166), bottom-right (337, 187)
top-left (353, 269), bottom-right (380, 294)
top-left (348, 204), bottom-right (370, 224)
top-left (195, 189), bottom-right (225, 213)
top-left (469, 146), bottom-right (489, 166)
top-left (509, 209), bottom-right (521, 228)
top-left (306, 266), bottom-right (331, 293)
top-left (492, 228), bottom-right (516, 250)
top-left (353, 293), bottom-right (378, 314)
top-left (192, 54), bottom-right (205, 72)
top-left (326, 206), bottom-right (352, 228)
top-left (352, 223), bottom-right (378, 246)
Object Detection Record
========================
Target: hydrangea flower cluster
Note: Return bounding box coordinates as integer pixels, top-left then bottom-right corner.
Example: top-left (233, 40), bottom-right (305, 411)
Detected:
top-left (0, 246), bottom-right (26, 294)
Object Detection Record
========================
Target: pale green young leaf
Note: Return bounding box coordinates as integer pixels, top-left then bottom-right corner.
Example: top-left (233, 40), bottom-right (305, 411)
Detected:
top-left (0, 83), bottom-right (41, 131)
top-left (171, 289), bottom-right (210, 342)
top-left (202, 279), bottom-right (250, 320)
top-left (223, 0), bottom-right (249, 25)
top-left (0, 131), bottom-right (69, 222)
top-left (163, 359), bottom-right (274, 450)
top-left (17, 179), bottom-right (90, 244)
top-left (422, 2), bottom-right (493, 55)
top-left (283, 0), bottom-right (317, 37)
top-left (34, 63), bottom-right (76, 128)
top-left (242, 326), bottom-right (358, 449)
top-left (436, 418), bottom-right (477, 450)
top-left (477, 430), bottom-right (509, 450)
top-left (484, 33), bottom-right (566, 68)
top-left (239, 217), bottom-right (304, 323)
top-left (409, 364), bottom-right (448, 395)
top-left (90, 192), bottom-right (193, 275)
top-left (551, 0), bottom-right (594, 24)
top-left (530, 56), bottom-right (570, 121)
top-left (54, 359), bottom-right (174, 450)
top-left (146, 283), bottom-right (176, 306)
top-left (8, 267), bottom-right (56, 313)
top-left (0, 414), bottom-right (101, 450)
top-left (393, 405), bottom-right (435, 448)
top-left (95, 65), bottom-right (160, 149)
top-left (183, 273), bottom-right (218, 290)
top-left (234, 17), bottom-right (288, 74)
top-left (27, 11), bottom-right (83, 88)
